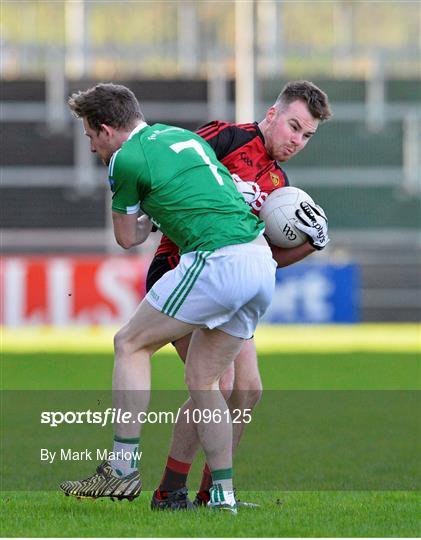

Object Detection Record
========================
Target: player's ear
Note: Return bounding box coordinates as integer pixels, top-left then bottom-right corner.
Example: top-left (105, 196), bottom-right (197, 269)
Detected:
top-left (266, 107), bottom-right (277, 123)
top-left (99, 124), bottom-right (113, 138)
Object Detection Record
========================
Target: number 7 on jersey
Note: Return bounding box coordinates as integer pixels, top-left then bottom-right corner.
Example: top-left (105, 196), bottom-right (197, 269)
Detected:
top-left (170, 139), bottom-right (224, 186)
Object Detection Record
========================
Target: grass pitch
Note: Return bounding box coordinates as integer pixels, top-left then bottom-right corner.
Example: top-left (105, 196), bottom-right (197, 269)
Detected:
top-left (1, 325), bottom-right (420, 537)
top-left (2, 490), bottom-right (419, 537)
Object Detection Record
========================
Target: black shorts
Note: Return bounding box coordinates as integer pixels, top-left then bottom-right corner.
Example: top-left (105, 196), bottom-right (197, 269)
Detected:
top-left (145, 254), bottom-right (181, 292)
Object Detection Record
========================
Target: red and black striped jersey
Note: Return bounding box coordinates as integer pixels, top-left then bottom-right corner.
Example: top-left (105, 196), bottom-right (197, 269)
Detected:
top-left (156, 121), bottom-right (289, 256)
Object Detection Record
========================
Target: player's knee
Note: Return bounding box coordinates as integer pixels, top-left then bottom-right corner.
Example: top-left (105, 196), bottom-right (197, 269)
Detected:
top-left (184, 371), bottom-right (199, 391)
top-left (219, 373), bottom-right (234, 401)
top-left (113, 326), bottom-right (139, 358)
top-left (114, 328), bottom-right (128, 358)
top-left (184, 371), bottom-right (217, 392)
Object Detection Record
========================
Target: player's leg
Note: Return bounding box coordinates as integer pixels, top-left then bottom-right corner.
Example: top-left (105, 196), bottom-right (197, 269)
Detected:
top-left (172, 339), bottom-right (259, 466)
top-left (185, 328), bottom-right (242, 468)
top-left (152, 351), bottom-right (261, 509)
top-left (229, 338), bottom-right (262, 452)
top-left (151, 361), bottom-right (234, 510)
top-left (184, 327), bottom-right (243, 513)
top-left (151, 338), bottom-right (236, 510)
top-left (154, 315), bottom-right (262, 509)
top-left (193, 339), bottom-right (261, 506)
top-left (172, 334), bottom-right (190, 361)
top-left (156, 339), bottom-right (259, 509)
top-left (152, 326), bottom-right (234, 496)
top-left (112, 299), bottom-right (195, 439)
top-left (174, 335), bottom-right (235, 398)
top-left (60, 299), bottom-right (196, 501)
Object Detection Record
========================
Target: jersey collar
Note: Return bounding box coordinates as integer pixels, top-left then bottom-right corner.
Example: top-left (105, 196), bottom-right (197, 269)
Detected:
top-left (255, 122), bottom-right (266, 144)
top-left (128, 121), bottom-right (148, 140)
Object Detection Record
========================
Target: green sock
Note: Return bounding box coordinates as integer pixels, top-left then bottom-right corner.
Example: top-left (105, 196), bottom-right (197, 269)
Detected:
top-left (211, 467), bottom-right (233, 492)
top-left (110, 436), bottom-right (140, 476)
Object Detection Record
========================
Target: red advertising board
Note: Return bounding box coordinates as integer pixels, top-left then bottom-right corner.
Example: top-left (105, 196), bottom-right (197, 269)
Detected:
top-left (0, 255), bottom-right (152, 326)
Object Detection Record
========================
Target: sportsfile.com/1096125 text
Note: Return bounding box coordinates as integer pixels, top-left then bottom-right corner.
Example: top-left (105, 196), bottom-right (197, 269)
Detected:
top-left (40, 407), bottom-right (252, 428)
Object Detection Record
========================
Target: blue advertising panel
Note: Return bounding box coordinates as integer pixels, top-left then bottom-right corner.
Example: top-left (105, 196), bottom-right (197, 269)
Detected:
top-left (261, 263), bottom-right (360, 324)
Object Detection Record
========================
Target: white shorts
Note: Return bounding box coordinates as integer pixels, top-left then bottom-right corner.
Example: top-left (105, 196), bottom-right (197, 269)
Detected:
top-left (145, 238), bottom-right (277, 339)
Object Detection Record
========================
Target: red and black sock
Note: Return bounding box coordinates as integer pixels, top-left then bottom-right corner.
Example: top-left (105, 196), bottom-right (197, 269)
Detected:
top-left (196, 463), bottom-right (212, 502)
top-left (157, 456), bottom-right (191, 496)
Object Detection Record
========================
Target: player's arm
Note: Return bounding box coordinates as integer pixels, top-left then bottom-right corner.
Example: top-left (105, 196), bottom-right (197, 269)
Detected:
top-left (112, 212), bottom-right (153, 250)
top-left (109, 144), bottom-right (153, 250)
top-left (269, 241), bottom-right (315, 268)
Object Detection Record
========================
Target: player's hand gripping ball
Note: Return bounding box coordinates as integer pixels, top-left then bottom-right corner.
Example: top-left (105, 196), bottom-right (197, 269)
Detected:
top-left (295, 201), bottom-right (330, 250)
top-left (260, 186), bottom-right (326, 248)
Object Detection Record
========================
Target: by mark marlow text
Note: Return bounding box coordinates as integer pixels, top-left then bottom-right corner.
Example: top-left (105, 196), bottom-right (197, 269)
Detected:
top-left (40, 448), bottom-right (142, 464)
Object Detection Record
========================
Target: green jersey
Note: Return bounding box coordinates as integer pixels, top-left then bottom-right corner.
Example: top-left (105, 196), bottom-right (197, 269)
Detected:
top-left (108, 122), bottom-right (264, 254)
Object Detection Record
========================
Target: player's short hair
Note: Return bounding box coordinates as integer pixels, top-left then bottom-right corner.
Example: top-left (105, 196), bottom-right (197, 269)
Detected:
top-left (275, 81), bottom-right (332, 121)
top-left (68, 83), bottom-right (144, 133)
